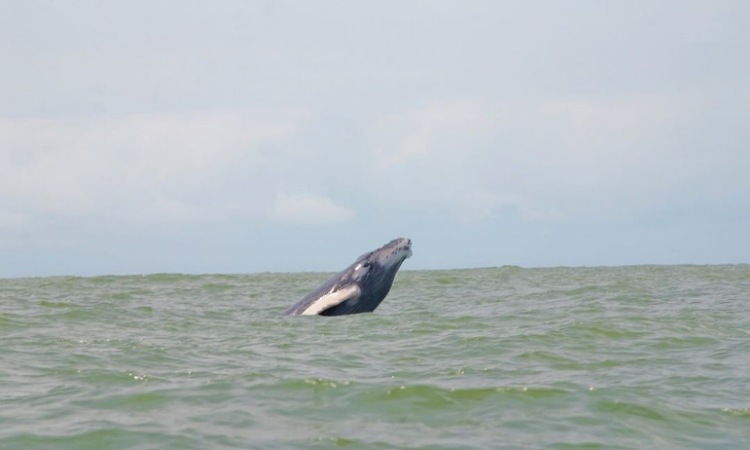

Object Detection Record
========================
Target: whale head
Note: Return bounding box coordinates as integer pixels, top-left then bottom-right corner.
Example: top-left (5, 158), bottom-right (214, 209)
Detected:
top-left (344, 236), bottom-right (411, 285)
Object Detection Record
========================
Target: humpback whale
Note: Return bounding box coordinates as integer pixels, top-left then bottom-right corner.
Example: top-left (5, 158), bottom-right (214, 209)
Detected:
top-left (283, 238), bottom-right (412, 316)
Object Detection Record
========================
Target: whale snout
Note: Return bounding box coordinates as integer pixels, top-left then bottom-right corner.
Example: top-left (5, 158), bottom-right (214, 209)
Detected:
top-left (380, 237), bottom-right (412, 264)
top-left (402, 239), bottom-right (413, 258)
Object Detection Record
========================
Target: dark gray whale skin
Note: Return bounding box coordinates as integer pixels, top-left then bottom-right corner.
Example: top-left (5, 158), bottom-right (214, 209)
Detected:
top-left (282, 238), bottom-right (412, 316)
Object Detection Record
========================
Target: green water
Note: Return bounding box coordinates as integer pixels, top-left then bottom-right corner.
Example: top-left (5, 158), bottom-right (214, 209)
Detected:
top-left (2, 266), bottom-right (749, 449)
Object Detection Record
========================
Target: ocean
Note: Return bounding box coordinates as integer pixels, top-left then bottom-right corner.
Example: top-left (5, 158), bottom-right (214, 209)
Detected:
top-left (1, 265), bottom-right (749, 449)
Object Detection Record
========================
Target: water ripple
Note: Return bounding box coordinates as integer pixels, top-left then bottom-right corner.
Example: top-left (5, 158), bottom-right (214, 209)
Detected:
top-left (1, 266), bottom-right (750, 449)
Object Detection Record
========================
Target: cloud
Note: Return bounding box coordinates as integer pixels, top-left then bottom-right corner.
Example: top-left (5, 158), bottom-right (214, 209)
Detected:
top-left (370, 98), bottom-right (506, 169)
top-left (0, 110), bottom-right (310, 223)
top-left (364, 93), bottom-right (743, 222)
top-left (0, 210), bottom-right (31, 228)
top-left (270, 192), bottom-right (356, 226)
top-left (366, 99), bottom-right (555, 221)
top-left (533, 94), bottom-right (718, 216)
top-left (5, 93), bottom-right (736, 232)
top-left (539, 94), bottom-right (684, 150)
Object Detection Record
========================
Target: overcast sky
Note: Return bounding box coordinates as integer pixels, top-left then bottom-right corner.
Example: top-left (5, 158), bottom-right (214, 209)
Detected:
top-left (2, 0), bottom-right (749, 278)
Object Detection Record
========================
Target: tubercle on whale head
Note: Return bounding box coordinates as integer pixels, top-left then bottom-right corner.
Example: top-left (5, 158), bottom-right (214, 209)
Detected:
top-left (369, 237), bottom-right (412, 267)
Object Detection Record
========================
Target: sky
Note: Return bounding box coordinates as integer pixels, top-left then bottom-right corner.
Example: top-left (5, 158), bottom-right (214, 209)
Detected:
top-left (1, 0), bottom-right (749, 278)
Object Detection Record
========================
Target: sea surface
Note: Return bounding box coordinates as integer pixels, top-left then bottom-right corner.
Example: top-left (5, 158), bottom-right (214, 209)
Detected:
top-left (1, 266), bottom-right (749, 449)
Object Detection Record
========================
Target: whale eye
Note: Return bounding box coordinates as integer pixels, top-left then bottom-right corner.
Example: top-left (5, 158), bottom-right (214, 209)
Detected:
top-left (353, 262), bottom-right (371, 280)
